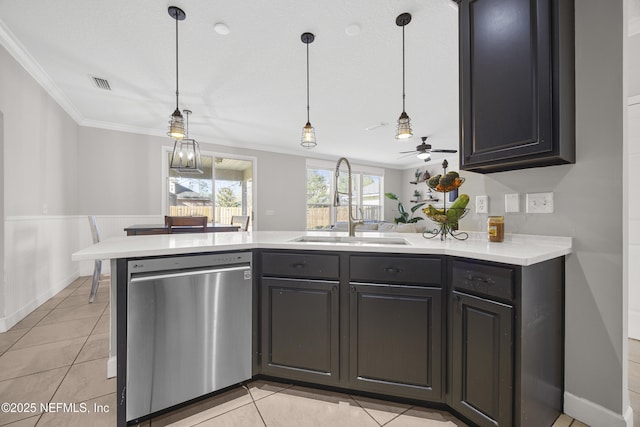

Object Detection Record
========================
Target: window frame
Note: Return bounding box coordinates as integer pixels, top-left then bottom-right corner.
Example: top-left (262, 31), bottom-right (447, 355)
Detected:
top-left (305, 159), bottom-right (385, 230)
top-left (161, 146), bottom-right (259, 230)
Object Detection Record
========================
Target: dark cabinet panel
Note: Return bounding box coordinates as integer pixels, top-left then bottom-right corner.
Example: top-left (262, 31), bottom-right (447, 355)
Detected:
top-left (350, 255), bottom-right (441, 286)
top-left (450, 291), bottom-right (513, 426)
top-left (261, 277), bottom-right (339, 385)
top-left (349, 284), bottom-right (443, 401)
top-left (458, 0), bottom-right (575, 173)
top-left (449, 257), bottom-right (564, 427)
top-left (451, 259), bottom-right (514, 301)
top-left (261, 252), bottom-right (339, 280)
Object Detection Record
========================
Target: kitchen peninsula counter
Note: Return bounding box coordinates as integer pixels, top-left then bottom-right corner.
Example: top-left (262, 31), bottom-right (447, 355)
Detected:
top-left (72, 230), bottom-right (571, 266)
top-left (71, 230), bottom-right (571, 427)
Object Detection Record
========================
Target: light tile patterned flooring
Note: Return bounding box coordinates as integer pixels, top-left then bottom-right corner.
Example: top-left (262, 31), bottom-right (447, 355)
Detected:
top-left (0, 276), bottom-right (637, 426)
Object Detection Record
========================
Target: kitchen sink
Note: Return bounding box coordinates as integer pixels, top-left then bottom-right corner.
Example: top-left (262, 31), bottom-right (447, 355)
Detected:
top-left (290, 236), bottom-right (410, 245)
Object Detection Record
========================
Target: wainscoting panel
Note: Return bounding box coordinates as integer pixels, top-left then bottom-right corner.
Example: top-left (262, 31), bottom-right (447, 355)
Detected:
top-left (1, 214), bottom-right (162, 332)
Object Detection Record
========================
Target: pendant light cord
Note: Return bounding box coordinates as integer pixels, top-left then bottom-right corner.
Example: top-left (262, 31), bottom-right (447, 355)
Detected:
top-left (402, 24), bottom-right (406, 113)
top-left (175, 14), bottom-right (180, 110)
top-left (306, 42), bottom-right (310, 123)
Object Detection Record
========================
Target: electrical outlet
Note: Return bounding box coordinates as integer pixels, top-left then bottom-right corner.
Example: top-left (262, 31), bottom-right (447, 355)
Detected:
top-left (526, 192), bottom-right (554, 213)
top-left (505, 193), bottom-right (520, 213)
top-left (476, 195), bottom-right (488, 214)
top-left (265, 210), bottom-right (275, 216)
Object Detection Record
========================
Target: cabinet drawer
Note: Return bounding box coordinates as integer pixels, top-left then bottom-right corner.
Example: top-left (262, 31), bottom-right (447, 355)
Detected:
top-left (350, 255), bottom-right (441, 286)
top-left (452, 260), bottom-right (514, 300)
top-left (261, 252), bottom-right (339, 280)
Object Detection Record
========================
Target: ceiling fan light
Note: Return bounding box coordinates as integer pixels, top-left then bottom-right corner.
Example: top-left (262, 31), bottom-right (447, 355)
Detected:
top-left (396, 111), bottom-right (413, 139)
top-left (301, 122), bottom-right (317, 148)
top-left (417, 151), bottom-right (431, 160)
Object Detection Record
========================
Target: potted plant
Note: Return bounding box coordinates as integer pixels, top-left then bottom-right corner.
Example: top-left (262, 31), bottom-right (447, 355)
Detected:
top-left (384, 193), bottom-right (425, 224)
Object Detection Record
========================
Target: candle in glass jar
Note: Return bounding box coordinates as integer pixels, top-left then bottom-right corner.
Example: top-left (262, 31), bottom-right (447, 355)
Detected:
top-left (488, 216), bottom-right (504, 242)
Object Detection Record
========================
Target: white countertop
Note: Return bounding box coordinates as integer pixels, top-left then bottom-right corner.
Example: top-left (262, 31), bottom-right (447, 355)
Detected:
top-left (72, 230), bottom-right (572, 266)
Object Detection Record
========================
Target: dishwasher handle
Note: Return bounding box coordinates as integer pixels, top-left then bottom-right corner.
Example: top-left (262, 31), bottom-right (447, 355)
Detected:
top-left (130, 265), bottom-right (251, 284)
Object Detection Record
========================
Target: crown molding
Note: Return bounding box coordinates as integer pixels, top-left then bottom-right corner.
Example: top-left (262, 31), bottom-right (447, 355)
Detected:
top-left (0, 18), bottom-right (83, 123)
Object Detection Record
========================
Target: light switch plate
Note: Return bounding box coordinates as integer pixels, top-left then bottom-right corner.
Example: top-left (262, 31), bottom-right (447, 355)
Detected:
top-left (476, 195), bottom-right (488, 214)
top-left (505, 193), bottom-right (520, 213)
top-left (526, 192), bottom-right (554, 213)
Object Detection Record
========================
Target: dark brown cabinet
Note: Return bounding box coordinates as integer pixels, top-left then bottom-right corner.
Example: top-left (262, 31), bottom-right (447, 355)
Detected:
top-left (448, 257), bottom-right (564, 427)
top-left (457, 0), bottom-right (575, 173)
top-left (261, 277), bottom-right (340, 385)
top-left (349, 283), bottom-right (443, 401)
top-left (257, 250), bottom-right (564, 427)
top-left (348, 254), bottom-right (444, 400)
top-left (450, 291), bottom-right (513, 426)
top-left (260, 252), bottom-right (341, 385)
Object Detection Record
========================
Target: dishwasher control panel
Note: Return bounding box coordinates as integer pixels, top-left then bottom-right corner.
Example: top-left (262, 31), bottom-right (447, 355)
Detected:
top-left (128, 251), bottom-right (251, 274)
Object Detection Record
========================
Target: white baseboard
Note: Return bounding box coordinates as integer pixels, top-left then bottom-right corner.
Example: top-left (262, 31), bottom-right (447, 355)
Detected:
top-left (0, 271), bottom-right (80, 332)
top-left (564, 391), bottom-right (634, 427)
top-left (107, 356), bottom-right (117, 379)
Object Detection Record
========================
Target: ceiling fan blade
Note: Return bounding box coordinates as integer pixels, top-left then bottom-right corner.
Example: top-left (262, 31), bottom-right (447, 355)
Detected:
top-left (398, 150), bottom-right (417, 154)
top-left (431, 149), bottom-right (458, 153)
top-left (397, 152), bottom-right (417, 159)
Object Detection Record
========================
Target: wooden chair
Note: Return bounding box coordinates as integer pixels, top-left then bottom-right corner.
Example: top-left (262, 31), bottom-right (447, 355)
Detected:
top-left (88, 216), bottom-right (102, 303)
top-left (164, 216), bottom-right (208, 233)
top-left (231, 215), bottom-right (250, 231)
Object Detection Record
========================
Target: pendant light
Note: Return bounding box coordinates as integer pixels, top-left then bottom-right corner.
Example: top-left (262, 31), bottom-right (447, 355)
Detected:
top-left (170, 109), bottom-right (203, 173)
top-left (300, 32), bottom-right (317, 149)
top-left (395, 13), bottom-right (413, 140)
top-left (167, 6), bottom-right (186, 140)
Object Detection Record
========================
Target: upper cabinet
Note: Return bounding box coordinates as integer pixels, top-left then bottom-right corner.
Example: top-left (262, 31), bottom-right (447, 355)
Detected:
top-left (457, 0), bottom-right (575, 173)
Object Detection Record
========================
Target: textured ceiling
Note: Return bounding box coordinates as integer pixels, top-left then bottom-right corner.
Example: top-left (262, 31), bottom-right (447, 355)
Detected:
top-left (0, 0), bottom-right (459, 167)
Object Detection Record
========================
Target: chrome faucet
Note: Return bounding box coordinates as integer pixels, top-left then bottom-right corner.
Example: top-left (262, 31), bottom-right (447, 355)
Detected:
top-left (334, 157), bottom-right (364, 237)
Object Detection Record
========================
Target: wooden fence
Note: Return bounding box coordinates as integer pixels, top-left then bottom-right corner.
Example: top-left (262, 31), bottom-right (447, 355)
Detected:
top-left (307, 206), bottom-right (381, 229)
top-left (169, 206), bottom-right (244, 225)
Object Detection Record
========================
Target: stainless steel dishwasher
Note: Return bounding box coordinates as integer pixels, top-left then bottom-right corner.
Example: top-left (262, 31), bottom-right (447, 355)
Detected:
top-left (126, 252), bottom-right (252, 422)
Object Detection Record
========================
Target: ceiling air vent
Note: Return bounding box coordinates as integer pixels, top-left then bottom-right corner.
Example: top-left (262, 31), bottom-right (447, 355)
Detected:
top-left (90, 76), bottom-right (111, 90)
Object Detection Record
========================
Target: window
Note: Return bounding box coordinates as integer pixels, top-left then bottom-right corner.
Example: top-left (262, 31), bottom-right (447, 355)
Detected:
top-left (163, 149), bottom-right (256, 229)
top-left (306, 160), bottom-right (384, 230)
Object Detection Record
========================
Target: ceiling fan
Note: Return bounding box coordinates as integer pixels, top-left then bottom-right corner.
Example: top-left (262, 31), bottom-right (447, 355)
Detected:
top-left (398, 136), bottom-right (457, 161)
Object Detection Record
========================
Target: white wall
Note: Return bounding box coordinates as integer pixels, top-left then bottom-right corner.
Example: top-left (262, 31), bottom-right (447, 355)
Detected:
top-left (629, 97), bottom-right (640, 340)
top-left (0, 45), bottom-right (81, 331)
top-left (627, 17), bottom-right (640, 343)
top-left (1, 111), bottom-right (4, 319)
top-left (456, 2), bottom-right (629, 424)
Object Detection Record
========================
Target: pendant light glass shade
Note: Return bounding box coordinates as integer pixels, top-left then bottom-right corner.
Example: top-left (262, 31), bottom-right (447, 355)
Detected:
top-left (396, 111), bottom-right (412, 139)
top-left (170, 109), bottom-right (203, 173)
top-left (168, 108), bottom-right (185, 140)
top-left (300, 32), bottom-right (317, 149)
top-left (301, 122), bottom-right (316, 148)
top-left (395, 13), bottom-right (413, 140)
top-left (167, 6), bottom-right (186, 140)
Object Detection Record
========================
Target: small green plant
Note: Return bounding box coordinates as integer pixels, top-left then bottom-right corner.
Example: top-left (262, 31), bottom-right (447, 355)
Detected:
top-left (385, 192), bottom-right (425, 224)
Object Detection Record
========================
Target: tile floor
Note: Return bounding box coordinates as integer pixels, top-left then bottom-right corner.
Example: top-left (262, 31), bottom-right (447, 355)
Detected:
top-left (0, 276), bottom-right (637, 426)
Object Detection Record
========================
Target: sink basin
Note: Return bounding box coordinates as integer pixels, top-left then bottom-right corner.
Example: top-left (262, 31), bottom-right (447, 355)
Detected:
top-left (290, 236), bottom-right (410, 245)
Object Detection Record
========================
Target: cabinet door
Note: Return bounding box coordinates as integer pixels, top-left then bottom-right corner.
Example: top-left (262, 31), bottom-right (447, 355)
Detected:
top-left (261, 277), bottom-right (339, 385)
top-left (458, 0), bottom-right (574, 173)
top-left (349, 284), bottom-right (442, 401)
top-left (450, 291), bottom-right (513, 427)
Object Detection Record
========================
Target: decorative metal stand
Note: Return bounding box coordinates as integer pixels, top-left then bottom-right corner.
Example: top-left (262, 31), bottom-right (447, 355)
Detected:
top-left (422, 159), bottom-right (469, 241)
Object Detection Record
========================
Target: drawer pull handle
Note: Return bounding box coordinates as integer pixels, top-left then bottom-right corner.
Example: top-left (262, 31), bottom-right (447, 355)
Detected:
top-left (464, 273), bottom-right (495, 286)
top-left (292, 262), bottom-right (306, 269)
top-left (385, 267), bottom-right (401, 274)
